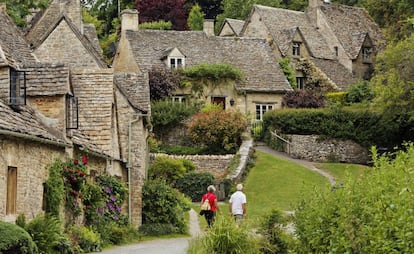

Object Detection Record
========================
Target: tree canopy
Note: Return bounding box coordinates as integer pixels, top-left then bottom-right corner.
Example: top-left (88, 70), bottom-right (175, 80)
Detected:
top-left (136, 0), bottom-right (188, 30)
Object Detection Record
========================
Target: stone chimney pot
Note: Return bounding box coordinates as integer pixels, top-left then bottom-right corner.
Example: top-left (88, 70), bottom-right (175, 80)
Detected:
top-left (121, 9), bottom-right (139, 32)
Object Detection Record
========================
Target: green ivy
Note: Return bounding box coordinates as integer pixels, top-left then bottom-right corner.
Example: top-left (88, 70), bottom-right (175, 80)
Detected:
top-left (44, 159), bottom-right (65, 217)
top-left (279, 58), bottom-right (296, 88)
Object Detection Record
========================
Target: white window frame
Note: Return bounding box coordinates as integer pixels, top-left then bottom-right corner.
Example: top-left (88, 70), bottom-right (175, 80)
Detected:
top-left (256, 104), bottom-right (273, 121)
top-left (172, 95), bottom-right (186, 103)
top-left (292, 42), bottom-right (301, 56)
top-left (168, 57), bottom-right (185, 69)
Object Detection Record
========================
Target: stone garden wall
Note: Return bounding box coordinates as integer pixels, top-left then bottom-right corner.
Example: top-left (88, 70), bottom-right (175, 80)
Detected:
top-left (285, 134), bottom-right (370, 164)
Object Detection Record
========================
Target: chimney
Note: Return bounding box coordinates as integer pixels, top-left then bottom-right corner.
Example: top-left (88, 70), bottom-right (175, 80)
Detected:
top-left (307, 0), bottom-right (324, 29)
top-left (60, 0), bottom-right (82, 33)
top-left (121, 9), bottom-right (139, 32)
top-left (203, 19), bottom-right (215, 36)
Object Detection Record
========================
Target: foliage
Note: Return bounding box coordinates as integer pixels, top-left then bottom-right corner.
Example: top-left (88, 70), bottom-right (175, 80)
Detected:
top-left (279, 58), bottom-right (297, 87)
top-left (0, 221), bottom-right (38, 254)
top-left (200, 103), bottom-right (223, 113)
top-left (68, 225), bottom-right (101, 253)
top-left (346, 80), bottom-right (374, 104)
top-left (82, 182), bottom-right (104, 226)
top-left (175, 172), bottom-right (215, 201)
top-left (188, 109), bottom-right (247, 153)
top-left (148, 156), bottom-right (188, 185)
top-left (138, 223), bottom-right (178, 236)
top-left (251, 120), bottom-right (264, 140)
top-left (157, 144), bottom-right (210, 155)
top-left (371, 34), bottom-right (414, 121)
top-left (325, 91), bottom-right (347, 106)
top-left (62, 156), bottom-right (88, 219)
top-left (137, 0), bottom-right (188, 30)
top-left (1, 0), bottom-right (48, 27)
top-left (257, 209), bottom-right (292, 254)
top-left (44, 159), bottom-right (65, 217)
top-left (151, 99), bottom-right (200, 132)
top-left (187, 216), bottom-right (260, 254)
top-left (182, 63), bottom-right (243, 82)
top-left (25, 215), bottom-right (63, 254)
top-left (188, 4), bottom-right (204, 31)
top-left (149, 67), bottom-right (181, 100)
top-left (282, 90), bottom-right (325, 108)
top-left (141, 179), bottom-right (191, 235)
top-left (185, 0), bottom-right (222, 19)
top-left (139, 20), bottom-right (172, 30)
top-left (293, 143), bottom-right (414, 253)
top-left (263, 108), bottom-right (399, 148)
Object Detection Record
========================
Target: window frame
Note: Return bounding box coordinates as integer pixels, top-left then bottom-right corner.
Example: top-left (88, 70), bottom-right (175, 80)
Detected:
top-left (255, 103), bottom-right (273, 121)
top-left (362, 47), bottom-right (372, 63)
top-left (292, 42), bottom-right (301, 56)
top-left (66, 94), bottom-right (79, 129)
top-left (296, 77), bottom-right (305, 90)
top-left (9, 69), bottom-right (26, 106)
top-left (168, 57), bottom-right (185, 69)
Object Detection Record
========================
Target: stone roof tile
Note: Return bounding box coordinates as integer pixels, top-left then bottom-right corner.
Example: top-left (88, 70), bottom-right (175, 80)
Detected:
top-left (312, 58), bottom-right (358, 90)
top-left (0, 5), bottom-right (37, 68)
top-left (320, 3), bottom-right (387, 59)
top-left (224, 18), bottom-right (245, 36)
top-left (126, 30), bottom-right (292, 93)
top-left (114, 73), bottom-right (150, 113)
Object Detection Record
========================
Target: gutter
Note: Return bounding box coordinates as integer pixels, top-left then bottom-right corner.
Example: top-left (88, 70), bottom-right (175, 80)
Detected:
top-left (0, 129), bottom-right (72, 148)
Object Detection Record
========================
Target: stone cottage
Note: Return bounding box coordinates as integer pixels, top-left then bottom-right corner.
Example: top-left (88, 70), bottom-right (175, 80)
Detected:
top-left (113, 10), bottom-right (292, 122)
top-left (0, 1), bottom-right (150, 228)
top-left (227, 0), bottom-right (386, 90)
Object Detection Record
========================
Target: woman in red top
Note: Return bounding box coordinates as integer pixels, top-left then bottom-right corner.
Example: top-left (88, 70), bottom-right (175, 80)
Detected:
top-left (201, 185), bottom-right (220, 227)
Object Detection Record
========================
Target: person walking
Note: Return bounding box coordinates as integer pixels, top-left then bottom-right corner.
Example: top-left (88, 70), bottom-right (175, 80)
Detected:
top-left (229, 183), bottom-right (247, 223)
top-left (200, 185), bottom-right (220, 227)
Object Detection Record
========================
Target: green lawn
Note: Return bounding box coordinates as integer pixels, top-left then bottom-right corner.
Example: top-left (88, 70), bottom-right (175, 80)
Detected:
top-left (244, 150), bottom-right (328, 223)
top-left (315, 162), bottom-right (369, 184)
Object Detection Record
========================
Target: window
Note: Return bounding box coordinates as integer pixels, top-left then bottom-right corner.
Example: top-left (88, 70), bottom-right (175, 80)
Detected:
top-left (362, 47), bottom-right (372, 63)
top-left (169, 57), bottom-right (185, 69)
top-left (211, 96), bottom-right (225, 110)
top-left (172, 95), bottom-right (186, 103)
top-left (66, 94), bottom-right (79, 129)
top-left (256, 104), bottom-right (273, 121)
top-left (6, 167), bottom-right (17, 215)
top-left (9, 69), bottom-right (26, 106)
top-left (292, 42), bottom-right (301, 56)
top-left (296, 77), bottom-right (305, 90)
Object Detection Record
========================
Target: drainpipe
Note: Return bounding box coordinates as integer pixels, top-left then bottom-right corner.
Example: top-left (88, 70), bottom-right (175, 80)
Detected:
top-left (127, 113), bottom-right (149, 223)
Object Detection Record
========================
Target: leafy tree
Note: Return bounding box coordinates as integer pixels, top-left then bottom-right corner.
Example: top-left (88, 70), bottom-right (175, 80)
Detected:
top-left (345, 80), bottom-right (374, 104)
top-left (139, 20), bottom-right (172, 29)
top-left (371, 34), bottom-right (414, 120)
top-left (282, 90), bottom-right (325, 108)
top-left (136, 0), bottom-right (188, 30)
top-left (149, 67), bottom-right (181, 100)
top-left (187, 108), bottom-right (247, 153)
top-left (188, 3), bottom-right (204, 31)
top-left (0, 0), bottom-right (48, 27)
top-left (185, 0), bottom-right (222, 19)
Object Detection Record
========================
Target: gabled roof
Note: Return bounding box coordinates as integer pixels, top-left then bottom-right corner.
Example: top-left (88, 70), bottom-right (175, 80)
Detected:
top-left (125, 30), bottom-right (292, 93)
top-left (24, 62), bottom-right (70, 96)
top-left (312, 58), bottom-right (358, 90)
top-left (245, 5), bottom-right (334, 60)
top-left (114, 73), bottom-right (150, 113)
top-left (0, 5), bottom-right (37, 68)
top-left (220, 18), bottom-right (245, 36)
top-left (25, 2), bottom-right (107, 68)
top-left (319, 3), bottom-right (386, 59)
top-left (0, 100), bottom-right (68, 146)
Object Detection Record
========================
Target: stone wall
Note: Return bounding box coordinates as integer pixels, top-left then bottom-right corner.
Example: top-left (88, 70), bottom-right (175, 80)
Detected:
top-left (150, 153), bottom-right (234, 180)
top-left (285, 134), bottom-right (369, 164)
top-left (0, 136), bottom-right (66, 222)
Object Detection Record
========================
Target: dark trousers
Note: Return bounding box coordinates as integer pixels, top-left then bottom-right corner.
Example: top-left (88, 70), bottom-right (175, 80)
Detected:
top-left (204, 210), bottom-right (215, 227)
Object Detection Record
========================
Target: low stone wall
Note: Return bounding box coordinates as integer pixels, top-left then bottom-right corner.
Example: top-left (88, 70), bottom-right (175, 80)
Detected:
top-left (150, 153), bottom-right (234, 179)
top-left (285, 134), bottom-right (369, 164)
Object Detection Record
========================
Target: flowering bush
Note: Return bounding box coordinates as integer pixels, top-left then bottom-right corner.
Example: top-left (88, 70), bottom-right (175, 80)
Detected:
top-left (63, 155), bottom-right (88, 218)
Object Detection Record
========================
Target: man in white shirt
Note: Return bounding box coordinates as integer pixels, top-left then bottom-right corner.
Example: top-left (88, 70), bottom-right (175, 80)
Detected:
top-left (229, 183), bottom-right (247, 223)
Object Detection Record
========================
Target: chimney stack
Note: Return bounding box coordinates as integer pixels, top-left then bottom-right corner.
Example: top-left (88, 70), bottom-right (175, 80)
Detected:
top-left (121, 9), bottom-right (139, 32)
top-left (203, 19), bottom-right (215, 36)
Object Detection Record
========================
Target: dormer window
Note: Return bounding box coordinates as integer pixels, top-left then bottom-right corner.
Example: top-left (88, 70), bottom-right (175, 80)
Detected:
top-left (9, 69), bottom-right (26, 106)
top-left (362, 47), bottom-right (372, 63)
top-left (66, 94), bottom-right (78, 129)
top-left (169, 57), bottom-right (184, 69)
top-left (292, 42), bottom-right (301, 56)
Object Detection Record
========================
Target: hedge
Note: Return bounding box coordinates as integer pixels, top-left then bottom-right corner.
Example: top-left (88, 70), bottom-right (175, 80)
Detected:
top-left (0, 221), bottom-right (38, 254)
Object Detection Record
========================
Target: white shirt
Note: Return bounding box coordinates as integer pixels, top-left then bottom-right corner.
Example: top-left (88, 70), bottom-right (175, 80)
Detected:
top-left (229, 191), bottom-right (246, 215)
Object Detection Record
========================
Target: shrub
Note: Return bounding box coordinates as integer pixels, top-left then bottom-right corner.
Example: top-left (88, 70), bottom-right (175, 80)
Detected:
top-left (149, 67), bottom-right (181, 100)
top-left (346, 80), bottom-right (374, 104)
top-left (69, 225), bottom-right (101, 252)
top-left (175, 172), bottom-right (215, 201)
top-left (138, 223), bottom-right (178, 236)
top-left (293, 144), bottom-right (414, 253)
top-left (158, 144), bottom-right (209, 155)
top-left (0, 221), bottom-right (38, 254)
top-left (44, 159), bottom-right (65, 217)
top-left (187, 216), bottom-right (260, 254)
top-left (325, 91), bottom-right (347, 106)
top-left (282, 89), bottom-right (325, 108)
top-left (25, 215), bottom-right (62, 254)
top-left (142, 180), bottom-right (191, 235)
top-left (139, 20), bottom-right (172, 30)
top-left (188, 109), bottom-right (247, 153)
top-left (148, 156), bottom-right (187, 185)
top-left (257, 209), bottom-right (292, 254)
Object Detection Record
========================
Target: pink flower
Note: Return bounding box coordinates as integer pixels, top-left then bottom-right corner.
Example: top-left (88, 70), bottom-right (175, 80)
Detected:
top-left (74, 159), bottom-right (79, 165)
top-left (82, 156), bottom-right (88, 165)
